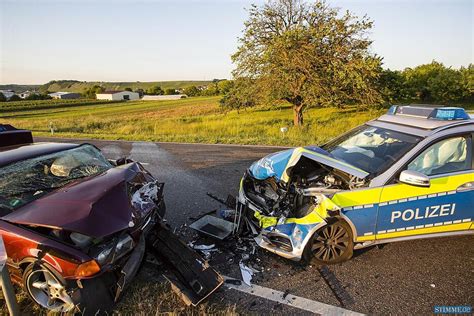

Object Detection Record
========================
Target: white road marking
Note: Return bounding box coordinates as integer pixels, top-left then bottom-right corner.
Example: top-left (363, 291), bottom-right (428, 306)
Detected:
top-left (223, 277), bottom-right (364, 315)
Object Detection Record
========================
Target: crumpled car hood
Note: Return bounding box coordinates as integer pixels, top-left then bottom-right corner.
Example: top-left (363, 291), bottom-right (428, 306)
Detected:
top-left (2, 163), bottom-right (151, 238)
top-left (249, 146), bottom-right (369, 182)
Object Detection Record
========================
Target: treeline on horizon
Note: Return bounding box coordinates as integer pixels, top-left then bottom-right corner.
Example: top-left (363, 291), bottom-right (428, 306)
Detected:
top-left (221, 61), bottom-right (473, 109)
top-left (1, 61), bottom-right (472, 107)
top-left (76, 61), bottom-right (474, 106)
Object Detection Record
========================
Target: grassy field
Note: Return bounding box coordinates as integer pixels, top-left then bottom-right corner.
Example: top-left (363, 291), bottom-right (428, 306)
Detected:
top-left (2, 97), bottom-right (473, 146)
top-left (1, 97), bottom-right (383, 146)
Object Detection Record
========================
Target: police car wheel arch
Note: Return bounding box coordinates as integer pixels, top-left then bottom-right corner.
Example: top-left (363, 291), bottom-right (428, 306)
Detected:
top-left (303, 219), bottom-right (354, 264)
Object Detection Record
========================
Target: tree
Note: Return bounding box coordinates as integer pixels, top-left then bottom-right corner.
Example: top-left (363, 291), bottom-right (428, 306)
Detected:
top-left (124, 87), bottom-right (132, 92)
top-left (147, 85), bottom-right (164, 95)
top-left (217, 80), bottom-right (234, 95)
top-left (135, 88), bottom-right (145, 97)
top-left (378, 69), bottom-right (409, 104)
top-left (402, 61), bottom-right (468, 103)
top-left (0, 93), bottom-right (6, 102)
top-left (164, 88), bottom-right (177, 95)
top-left (26, 93), bottom-right (52, 100)
top-left (83, 85), bottom-right (105, 99)
top-left (201, 84), bottom-right (219, 96)
top-left (9, 95), bottom-right (21, 101)
top-left (459, 64), bottom-right (474, 101)
top-left (232, 0), bottom-right (382, 125)
top-left (183, 86), bottom-right (200, 97)
top-left (220, 78), bottom-right (260, 108)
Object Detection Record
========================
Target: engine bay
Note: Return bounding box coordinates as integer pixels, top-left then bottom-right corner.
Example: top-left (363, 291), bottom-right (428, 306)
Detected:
top-left (243, 156), bottom-right (367, 219)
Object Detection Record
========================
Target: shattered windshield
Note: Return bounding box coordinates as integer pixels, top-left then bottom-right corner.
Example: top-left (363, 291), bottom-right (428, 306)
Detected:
top-left (323, 125), bottom-right (422, 176)
top-left (0, 144), bottom-right (112, 212)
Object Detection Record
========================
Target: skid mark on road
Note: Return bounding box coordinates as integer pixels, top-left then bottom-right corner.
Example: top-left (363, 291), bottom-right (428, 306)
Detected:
top-left (224, 277), bottom-right (364, 316)
top-left (318, 266), bottom-right (355, 307)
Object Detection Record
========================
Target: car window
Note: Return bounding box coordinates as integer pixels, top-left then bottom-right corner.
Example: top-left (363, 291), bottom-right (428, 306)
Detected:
top-left (407, 136), bottom-right (471, 176)
top-left (322, 125), bottom-right (422, 177)
top-left (0, 144), bottom-right (112, 212)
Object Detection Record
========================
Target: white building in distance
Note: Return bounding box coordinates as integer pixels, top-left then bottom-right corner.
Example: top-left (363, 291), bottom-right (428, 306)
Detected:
top-left (0, 90), bottom-right (15, 100)
top-left (96, 90), bottom-right (139, 101)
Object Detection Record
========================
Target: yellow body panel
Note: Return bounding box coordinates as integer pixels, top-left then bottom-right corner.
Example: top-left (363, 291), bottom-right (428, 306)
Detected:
top-left (380, 173), bottom-right (473, 203)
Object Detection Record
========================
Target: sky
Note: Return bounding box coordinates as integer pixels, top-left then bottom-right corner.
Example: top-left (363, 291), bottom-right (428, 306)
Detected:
top-left (0, 0), bottom-right (472, 84)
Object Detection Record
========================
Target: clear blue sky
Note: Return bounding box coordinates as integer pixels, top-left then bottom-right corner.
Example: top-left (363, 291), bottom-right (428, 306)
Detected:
top-left (0, 0), bottom-right (472, 84)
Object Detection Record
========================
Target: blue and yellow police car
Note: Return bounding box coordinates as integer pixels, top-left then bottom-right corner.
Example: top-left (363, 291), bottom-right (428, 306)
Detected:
top-left (238, 105), bottom-right (473, 264)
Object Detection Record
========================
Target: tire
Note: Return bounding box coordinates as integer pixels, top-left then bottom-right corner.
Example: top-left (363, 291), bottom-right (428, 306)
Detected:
top-left (23, 263), bottom-right (76, 313)
top-left (23, 263), bottom-right (115, 314)
top-left (303, 220), bottom-right (354, 265)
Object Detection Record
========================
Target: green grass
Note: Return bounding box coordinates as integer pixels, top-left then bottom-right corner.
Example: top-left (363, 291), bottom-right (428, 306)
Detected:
top-left (2, 97), bottom-right (473, 146)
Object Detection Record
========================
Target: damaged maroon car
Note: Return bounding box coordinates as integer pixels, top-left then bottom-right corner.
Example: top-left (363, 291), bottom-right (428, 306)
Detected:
top-left (0, 127), bottom-right (165, 312)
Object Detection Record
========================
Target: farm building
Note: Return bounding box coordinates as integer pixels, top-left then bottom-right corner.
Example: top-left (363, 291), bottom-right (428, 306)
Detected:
top-left (0, 90), bottom-right (15, 100)
top-left (48, 92), bottom-right (81, 99)
top-left (96, 90), bottom-right (140, 101)
top-left (18, 90), bottom-right (38, 99)
top-left (141, 94), bottom-right (187, 101)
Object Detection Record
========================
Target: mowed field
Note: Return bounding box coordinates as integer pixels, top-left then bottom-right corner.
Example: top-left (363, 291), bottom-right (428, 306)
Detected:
top-left (1, 97), bottom-right (388, 146)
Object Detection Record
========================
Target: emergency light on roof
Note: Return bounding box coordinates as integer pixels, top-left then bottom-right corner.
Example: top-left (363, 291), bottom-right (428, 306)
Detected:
top-left (387, 105), bottom-right (469, 121)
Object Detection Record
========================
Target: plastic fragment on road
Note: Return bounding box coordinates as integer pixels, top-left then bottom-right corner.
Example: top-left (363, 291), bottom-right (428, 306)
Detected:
top-left (189, 215), bottom-right (236, 240)
top-left (239, 261), bottom-right (254, 286)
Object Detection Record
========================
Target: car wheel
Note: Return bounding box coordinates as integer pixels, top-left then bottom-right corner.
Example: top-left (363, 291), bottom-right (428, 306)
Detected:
top-left (23, 264), bottom-right (76, 313)
top-left (304, 220), bottom-right (354, 265)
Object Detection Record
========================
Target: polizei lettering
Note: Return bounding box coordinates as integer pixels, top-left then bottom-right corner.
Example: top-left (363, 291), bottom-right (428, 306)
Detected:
top-left (390, 203), bottom-right (456, 223)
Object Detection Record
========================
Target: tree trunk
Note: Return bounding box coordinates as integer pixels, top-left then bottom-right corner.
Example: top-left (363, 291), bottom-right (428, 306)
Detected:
top-left (293, 105), bottom-right (304, 126)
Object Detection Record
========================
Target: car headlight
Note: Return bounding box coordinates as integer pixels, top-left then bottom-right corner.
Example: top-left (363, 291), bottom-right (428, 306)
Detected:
top-left (93, 234), bottom-right (135, 265)
top-left (70, 232), bottom-right (93, 248)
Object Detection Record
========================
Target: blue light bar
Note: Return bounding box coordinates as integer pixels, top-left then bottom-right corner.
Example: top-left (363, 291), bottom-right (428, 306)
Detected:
top-left (387, 105), bottom-right (469, 121)
top-left (428, 107), bottom-right (470, 120)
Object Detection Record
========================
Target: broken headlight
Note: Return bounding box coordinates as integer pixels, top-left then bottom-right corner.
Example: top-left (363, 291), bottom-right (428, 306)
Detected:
top-left (91, 234), bottom-right (135, 266)
top-left (70, 232), bottom-right (93, 248)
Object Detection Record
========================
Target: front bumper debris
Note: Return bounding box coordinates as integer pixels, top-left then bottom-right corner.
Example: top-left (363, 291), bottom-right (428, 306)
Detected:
top-left (148, 223), bottom-right (224, 306)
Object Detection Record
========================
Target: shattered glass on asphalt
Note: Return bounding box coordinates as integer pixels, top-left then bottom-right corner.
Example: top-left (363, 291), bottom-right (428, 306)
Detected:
top-left (0, 144), bottom-right (112, 212)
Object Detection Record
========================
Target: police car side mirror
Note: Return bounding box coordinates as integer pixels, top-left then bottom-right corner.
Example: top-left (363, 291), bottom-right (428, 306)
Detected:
top-left (399, 170), bottom-right (430, 187)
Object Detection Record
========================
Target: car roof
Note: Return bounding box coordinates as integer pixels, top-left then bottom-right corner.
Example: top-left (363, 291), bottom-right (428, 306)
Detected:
top-left (0, 142), bottom-right (80, 167)
top-left (369, 105), bottom-right (474, 137)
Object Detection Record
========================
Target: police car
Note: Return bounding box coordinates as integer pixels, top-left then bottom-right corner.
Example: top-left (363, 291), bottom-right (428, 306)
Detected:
top-left (239, 106), bottom-right (473, 264)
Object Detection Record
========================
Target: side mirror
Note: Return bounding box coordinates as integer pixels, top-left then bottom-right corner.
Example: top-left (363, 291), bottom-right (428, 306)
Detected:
top-left (399, 170), bottom-right (430, 187)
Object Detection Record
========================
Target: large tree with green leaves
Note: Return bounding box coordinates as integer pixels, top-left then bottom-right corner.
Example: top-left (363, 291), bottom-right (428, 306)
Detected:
top-left (231, 0), bottom-right (382, 125)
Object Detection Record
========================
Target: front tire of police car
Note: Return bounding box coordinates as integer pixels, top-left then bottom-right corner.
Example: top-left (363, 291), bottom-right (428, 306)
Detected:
top-left (304, 220), bottom-right (354, 265)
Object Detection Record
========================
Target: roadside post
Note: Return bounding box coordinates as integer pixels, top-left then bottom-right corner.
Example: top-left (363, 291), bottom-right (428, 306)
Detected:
top-left (0, 236), bottom-right (19, 316)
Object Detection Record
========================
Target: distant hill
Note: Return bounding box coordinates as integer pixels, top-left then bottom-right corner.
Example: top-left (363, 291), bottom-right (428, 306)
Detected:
top-left (0, 84), bottom-right (41, 92)
top-left (1, 80), bottom-right (213, 94)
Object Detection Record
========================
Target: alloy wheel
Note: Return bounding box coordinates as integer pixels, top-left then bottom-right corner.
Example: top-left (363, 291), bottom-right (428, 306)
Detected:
top-left (26, 267), bottom-right (75, 312)
top-left (312, 223), bottom-right (351, 262)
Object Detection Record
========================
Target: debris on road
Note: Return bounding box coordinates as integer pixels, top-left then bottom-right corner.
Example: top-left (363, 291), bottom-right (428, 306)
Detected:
top-left (189, 215), bottom-right (236, 240)
top-left (148, 223), bottom-right (224, 306)
top-left (187, 192), bottom-right (268, 289)
top-left (239, 261), bottom-right (254, 286)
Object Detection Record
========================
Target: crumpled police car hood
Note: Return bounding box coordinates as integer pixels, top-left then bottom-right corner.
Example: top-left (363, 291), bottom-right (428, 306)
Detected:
top-left (249, 146), bottom-right (369, 182)
top-left (2, 163), bottom-right (152, 238)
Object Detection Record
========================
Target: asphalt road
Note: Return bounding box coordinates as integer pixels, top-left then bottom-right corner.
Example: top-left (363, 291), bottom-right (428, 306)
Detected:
top-left (35, 137), bottom-right (474, 315)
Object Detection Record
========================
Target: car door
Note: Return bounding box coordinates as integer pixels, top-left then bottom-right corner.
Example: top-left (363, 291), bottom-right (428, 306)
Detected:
top-left (375, 134), bottom-right (473, 240)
